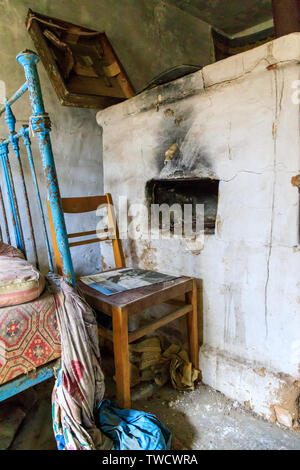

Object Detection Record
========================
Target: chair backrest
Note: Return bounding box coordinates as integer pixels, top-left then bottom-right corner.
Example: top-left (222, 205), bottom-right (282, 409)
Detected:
top-left (47, 193), bottom-right (125, 275)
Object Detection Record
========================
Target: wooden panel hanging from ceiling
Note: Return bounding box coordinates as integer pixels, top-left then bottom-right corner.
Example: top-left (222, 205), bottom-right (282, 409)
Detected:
top-left (26, 9), bottom-right (135, 109)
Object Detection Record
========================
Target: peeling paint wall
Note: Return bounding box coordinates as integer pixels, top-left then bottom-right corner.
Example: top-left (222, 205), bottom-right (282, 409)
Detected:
top-left (97, 34), bottom-right (300, 425)
top-left (0, 0), bottom-right (213, 274)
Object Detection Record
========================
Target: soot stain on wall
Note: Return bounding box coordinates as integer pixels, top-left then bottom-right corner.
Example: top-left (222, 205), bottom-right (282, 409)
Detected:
top-left (153, 100), bottom-right (214, 179)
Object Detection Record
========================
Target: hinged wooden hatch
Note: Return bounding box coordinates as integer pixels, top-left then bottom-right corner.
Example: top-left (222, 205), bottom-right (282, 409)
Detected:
top-left (26, 9), bottom-right (135, 109)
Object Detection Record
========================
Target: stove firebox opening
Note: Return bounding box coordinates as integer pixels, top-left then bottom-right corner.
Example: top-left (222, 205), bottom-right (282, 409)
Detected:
top-left (145, 178), bottom-right (219, 235)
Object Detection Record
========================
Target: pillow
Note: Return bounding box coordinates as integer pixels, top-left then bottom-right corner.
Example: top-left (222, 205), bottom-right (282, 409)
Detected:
top-left (0, 242), bottom-right (24, 259)
top-left (0, 254), bottom-right (45, 307)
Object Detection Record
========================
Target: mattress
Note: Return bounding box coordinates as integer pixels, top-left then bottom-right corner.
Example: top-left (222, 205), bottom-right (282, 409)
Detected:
top-left (0, 285), bottom-right (61, 385)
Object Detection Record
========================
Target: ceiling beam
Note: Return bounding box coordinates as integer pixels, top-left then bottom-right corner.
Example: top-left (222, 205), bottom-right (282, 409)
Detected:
top-left (272, 0), bottom-right (300, 36)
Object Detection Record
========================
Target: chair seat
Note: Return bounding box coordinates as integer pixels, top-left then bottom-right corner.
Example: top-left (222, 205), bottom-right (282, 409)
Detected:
top-left (78, 268), bottom-right (193, 316)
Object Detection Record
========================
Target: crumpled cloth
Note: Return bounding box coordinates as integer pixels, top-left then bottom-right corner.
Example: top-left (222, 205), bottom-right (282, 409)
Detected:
top-left (128, 337), bottom-right (200, 391)
top-left (50, 275), bottom-right (171, 451)
top-left (50, 274), bottom-right (113, 450)
top-left (97, 399), bottom-right (171, 450)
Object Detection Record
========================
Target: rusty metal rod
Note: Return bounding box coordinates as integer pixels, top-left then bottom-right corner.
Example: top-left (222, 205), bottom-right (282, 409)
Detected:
top-left (20, 125), bottom-right (53, 271)
top-left (6, 151), bottom-right (26, 255)
top-left (0, 82), bottom-right (28, 117)
top-left (0, 142), bottom-right (25, 252)
top-left (14, 138), bottom-right (39, 267)
top-left (18, 51), bottom-right (75, 285)
top-left (4, 102), bottom-right (38, 266)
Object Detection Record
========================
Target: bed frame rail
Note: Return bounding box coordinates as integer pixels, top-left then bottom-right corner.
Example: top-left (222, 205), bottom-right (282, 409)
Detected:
top-left (0, 50), bottom-right (75, 286)
top-left (0, 51), bottom-right (76, 403)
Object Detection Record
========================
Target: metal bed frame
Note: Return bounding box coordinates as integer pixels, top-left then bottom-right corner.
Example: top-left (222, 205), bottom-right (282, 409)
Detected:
top-left (0, 50), bottom-right (76, 402)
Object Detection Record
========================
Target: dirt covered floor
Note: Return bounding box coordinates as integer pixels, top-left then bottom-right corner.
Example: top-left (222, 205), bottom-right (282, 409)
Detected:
top-left (2, 351), bottom-right (300, 450)
top-left (131, 383), bottom-right (300, 450)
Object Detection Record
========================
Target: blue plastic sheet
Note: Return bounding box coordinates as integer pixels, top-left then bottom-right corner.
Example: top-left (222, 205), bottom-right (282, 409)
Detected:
top-left (97, 399), bottom-right (172, 450)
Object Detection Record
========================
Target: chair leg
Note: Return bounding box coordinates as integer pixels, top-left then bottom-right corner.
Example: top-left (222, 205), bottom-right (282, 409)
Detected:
top-left (112, 306), bottom-right (131, 409)
top-left (185, 280), bottom-right (199, 370)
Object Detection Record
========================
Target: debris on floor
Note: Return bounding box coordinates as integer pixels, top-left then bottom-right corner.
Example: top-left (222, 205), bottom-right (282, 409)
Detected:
top-left (132, 383), bottom-right (300, 451)
top-left (128, 336), bottom-right (200, 391)
top-left (2, 376), bottom-right (300, 450)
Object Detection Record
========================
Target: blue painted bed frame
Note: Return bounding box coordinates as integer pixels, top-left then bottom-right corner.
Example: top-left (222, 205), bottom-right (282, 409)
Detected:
top-left (0, 51), bottom-right (76, 402)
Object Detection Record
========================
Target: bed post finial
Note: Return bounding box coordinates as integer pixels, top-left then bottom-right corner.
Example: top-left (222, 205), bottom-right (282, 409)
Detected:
top-left (16, 50), bottom-right (76, 286)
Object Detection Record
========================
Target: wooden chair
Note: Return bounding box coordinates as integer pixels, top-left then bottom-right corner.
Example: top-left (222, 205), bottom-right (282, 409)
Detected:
top-left (47, 194), bottom-right (199, 408)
